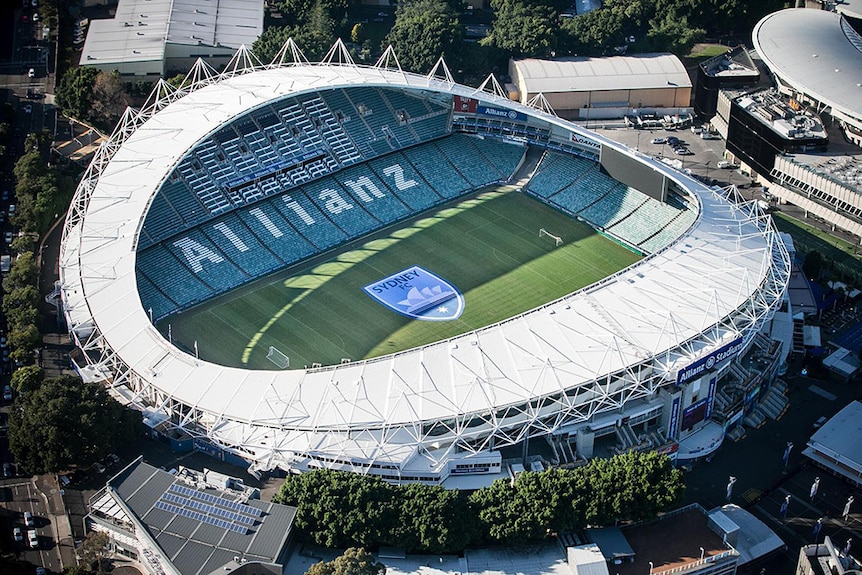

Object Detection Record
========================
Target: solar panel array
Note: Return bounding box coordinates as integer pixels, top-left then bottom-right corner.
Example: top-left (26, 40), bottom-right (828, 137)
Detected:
top-left (162, 493), bottom-right (256, 526)
top-left (168, 484), bottom-right (263, 517)
top-left (155, 500), bottom-right (249, 534)
top-left (155, 482), bottom-right (264, 535)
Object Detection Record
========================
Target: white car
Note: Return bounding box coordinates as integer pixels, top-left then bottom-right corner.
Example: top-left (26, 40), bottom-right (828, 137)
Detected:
top-left (650, 137), bottom-right (666, 144)
top-left (13, 526), bottom-right (23, 542)
top-left (24, 511), bottom-right (34, 527)
top-left (717, 160), bottom-right (733, 169)
top-left (28, 529), bottom-right (39, 549)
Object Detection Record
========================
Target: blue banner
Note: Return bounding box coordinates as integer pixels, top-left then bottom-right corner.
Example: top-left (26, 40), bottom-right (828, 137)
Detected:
top-left (668, 395), bottom-right (680, 438)
top-left (676, 338), bottom-right (744, 385)
top-left (706, 376), bottom-right (716, 418)
top-left (476, 105), bottom-right (528, 122)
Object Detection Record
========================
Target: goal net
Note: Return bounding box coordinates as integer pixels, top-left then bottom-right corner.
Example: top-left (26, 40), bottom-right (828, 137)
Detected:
top-left (266, 346), bottom-right (290, 369)
top-left (539, 228), bottom-right (563, 246)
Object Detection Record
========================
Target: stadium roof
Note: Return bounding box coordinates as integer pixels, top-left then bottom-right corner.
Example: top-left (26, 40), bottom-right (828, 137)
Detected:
top-left (752, 8), bottom-right (862, 128)
top-left (511, 54), bottom-right (691, 94)
top-left (81, 0), bottom-right (263, 67)
top-left (60, 58), bottom-right (788, 472)
top-left (91, 460), bottom-right (295, 574)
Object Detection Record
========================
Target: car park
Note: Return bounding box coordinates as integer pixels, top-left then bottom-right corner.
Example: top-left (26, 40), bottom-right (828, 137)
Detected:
top-left (28, 529), bottom-right (38, 549)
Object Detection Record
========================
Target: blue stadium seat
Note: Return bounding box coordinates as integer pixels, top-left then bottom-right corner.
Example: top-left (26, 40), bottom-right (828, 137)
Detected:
top-left (367, 154), bottom-right (443, 211)
top-left (136, 244), bottom-right (215, 307)
top-left (136, 273), bottom-right (180, 321)
top-left (526, 153), bottom-right (595, 198)
top-left (435, 136), bottom-right (500, 187)
top-left (302, 177), bottom-right (380, 237)
top-left (402, 144), bottom-right (471, 198)
top-left (608, 195), bottom-right (684, 245)
top-left (141, 193), bottom-right (186, 246)
top-left (169, 230), bottom-right (248, 292)
top-left (334, 166), bottom-right (410, 223)
top-left (271, 189), bottom-right (348, 250)
top-left (200, 212), bottom-right (285, 276)
top-left (640, 208), bottom-right (697, 253)
top-left (234, 207), bottom-right (316, 266)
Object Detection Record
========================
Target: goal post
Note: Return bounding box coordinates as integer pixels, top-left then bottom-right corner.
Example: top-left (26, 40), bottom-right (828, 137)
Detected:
top-left (266, 346), bottom-right (290, 369)
top-left (539, 228), bottom-right (563, 246)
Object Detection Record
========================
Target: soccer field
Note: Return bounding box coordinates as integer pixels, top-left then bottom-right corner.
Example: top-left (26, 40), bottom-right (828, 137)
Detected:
top-left (164, 188), bottom-right (641, 369)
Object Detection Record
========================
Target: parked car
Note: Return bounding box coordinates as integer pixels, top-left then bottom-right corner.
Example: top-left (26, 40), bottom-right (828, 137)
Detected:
top-left (650, 137), bottom-right (666, 144)
top-left (28, 529), bottom-right (38, 549)
top-left (92, 462), bottom-right (106, 474)
top-left (24, 511), bottom-right (34, 527)
top-left (2, 386), bottom-right (10, 402)
top-left (3, 462), bottom-right (11, 477)
top-left (717, 160), bottom-right (733, 169)
top-left (13, 527), bottom-right (23, 542)
top-left (28, 68), bottom-right (35, 78)
top-left (667, 136), bottom-right (680, 146)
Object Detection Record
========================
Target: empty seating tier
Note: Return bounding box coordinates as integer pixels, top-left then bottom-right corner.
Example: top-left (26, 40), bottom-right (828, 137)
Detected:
top-left (137, 135), bottom-right (528, 320)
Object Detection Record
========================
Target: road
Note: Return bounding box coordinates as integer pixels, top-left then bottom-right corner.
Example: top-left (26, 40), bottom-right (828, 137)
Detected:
top-left (1, 476), bottom-right (63, 572)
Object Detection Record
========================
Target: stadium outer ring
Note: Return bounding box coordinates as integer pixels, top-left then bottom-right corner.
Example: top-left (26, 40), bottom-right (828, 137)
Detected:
top-left (59, 47), bottom-right (791, 482)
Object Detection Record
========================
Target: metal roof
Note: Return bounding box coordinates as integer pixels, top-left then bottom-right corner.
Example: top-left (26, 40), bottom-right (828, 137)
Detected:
top-left (752, 9), bottom-right (862, 128)
top-left (107, 460), bottom-right (295, 575)
top-left (512, 54), bottom-right (691, 94)
top-left (81, 0), bottom-right (262, 67)
top-left (805, 400), bottom-right (862, 472)
top-left (59, 59), bottom-right (789, 474)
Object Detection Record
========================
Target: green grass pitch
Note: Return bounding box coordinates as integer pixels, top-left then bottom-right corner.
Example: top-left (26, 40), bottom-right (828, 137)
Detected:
top-left (164, 187), bottom-right (641, 369)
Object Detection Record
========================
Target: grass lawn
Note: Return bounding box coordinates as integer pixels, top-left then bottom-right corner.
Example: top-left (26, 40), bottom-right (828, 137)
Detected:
top-left (772, 212), bottom-right (862, 283)
top-left (165, 188), bottom-right (640, 369)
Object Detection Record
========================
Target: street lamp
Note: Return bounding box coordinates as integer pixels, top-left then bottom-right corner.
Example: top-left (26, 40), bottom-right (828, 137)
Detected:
top-left (700, 547), bottom-right (705, 561)
top-left (649, 561), bottom-right (654, 574)
top-left (782, 442), bottom-right (793, 473)
top-left (781, 494), bottom-right (791, 521)
top-left (810, 477), bottom-right (820, 500)
top-left (844, 496), bottom-right (854, 523)
top-left (813, 517), bottom-right (824, 543)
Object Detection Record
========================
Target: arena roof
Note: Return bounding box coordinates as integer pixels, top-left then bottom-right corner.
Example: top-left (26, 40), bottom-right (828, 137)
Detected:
top-left (752, 8), bottom-right (862, 128)
top-left (60, 56), bottom-right (788, 473)
top-left (511, 54), bottom-right (691, 94)
top-left (81, 0), bottom-right (263, 67)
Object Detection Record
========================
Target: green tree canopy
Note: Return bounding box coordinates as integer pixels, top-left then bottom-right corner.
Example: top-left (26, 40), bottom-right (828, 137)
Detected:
top-left (56, 67), bottom-right (100, 121)
top-left (394, 483), bottom-right (479, 553)
top-left (645, 12), bottom-right (705, 55)
top-left (483, 0), bottom-right (556, 57)
top-left (305, 548), bottom-right (386, 575)
top-left (2, 251), bottom-right (39, 293)
top-left (10, 365), bottom-right (44, 393)
top-left (9, 375), bottom-right (142, 473)
top-left (386, 0), bottom-right (463, 73)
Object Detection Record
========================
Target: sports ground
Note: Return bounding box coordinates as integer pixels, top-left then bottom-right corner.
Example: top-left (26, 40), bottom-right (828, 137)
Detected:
top-left (164, 187), bottom-right (641, 369)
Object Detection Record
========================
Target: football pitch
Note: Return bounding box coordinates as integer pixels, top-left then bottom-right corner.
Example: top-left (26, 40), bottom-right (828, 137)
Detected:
top-left (164, 188), bottom-right (641, 369)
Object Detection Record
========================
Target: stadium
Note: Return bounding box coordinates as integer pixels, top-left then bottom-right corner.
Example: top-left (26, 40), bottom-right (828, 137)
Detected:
top-left (59, 40), bottom-right (791, 486)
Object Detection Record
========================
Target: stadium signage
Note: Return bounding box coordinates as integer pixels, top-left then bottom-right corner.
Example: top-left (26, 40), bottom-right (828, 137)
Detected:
top-left (171, 162), bottom-right (420, 273)
top-left (675, 338), bottom-right (744, 385)
top-left (476, 105), bottom-right (527, 122)
top-left (363, 265), bottom-right (464, 321)
top-left (569, 132), bottom-right (601, 150)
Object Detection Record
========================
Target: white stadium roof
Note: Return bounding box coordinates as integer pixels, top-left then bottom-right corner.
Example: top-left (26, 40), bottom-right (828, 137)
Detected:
top-left (511, 53), bottom-right (691, 94)
top-left (60, 51), bottom-right (788, 476)
top-left (753, 8), bottom-right (862, 128)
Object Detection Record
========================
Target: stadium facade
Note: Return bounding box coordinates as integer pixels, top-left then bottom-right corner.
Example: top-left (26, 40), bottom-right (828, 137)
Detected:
top-left (60, 41), bottom-right (792, 486)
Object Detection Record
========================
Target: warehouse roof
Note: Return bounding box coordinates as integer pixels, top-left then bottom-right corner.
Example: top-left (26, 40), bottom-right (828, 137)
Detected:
top-left (512, 54), bottom-right (691, 94)
top-left (81, 0), bottom-right (263, 67)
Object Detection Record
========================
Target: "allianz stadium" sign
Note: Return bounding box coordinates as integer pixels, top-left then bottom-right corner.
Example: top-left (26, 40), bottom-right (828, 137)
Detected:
top-left (676, 337), bottom-right (744, 385)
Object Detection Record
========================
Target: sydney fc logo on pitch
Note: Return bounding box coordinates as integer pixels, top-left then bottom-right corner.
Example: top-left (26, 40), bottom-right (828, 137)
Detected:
top-left (363, 266), bottom-right (464, 321)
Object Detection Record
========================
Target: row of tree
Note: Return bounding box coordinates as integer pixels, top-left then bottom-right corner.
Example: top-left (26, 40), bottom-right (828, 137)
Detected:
top-left (274, 450), bottom-right (684, 553)
top-left (254, 0), bottom-right (787, 77)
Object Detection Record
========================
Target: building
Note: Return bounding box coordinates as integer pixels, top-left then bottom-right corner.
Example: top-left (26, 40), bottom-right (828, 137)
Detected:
top-left (80, 0), bottom-right (264, 79)
top-left (796, 535), bottom-right (860, 575)
top-left (86, 459), bottom-right (297, 575)
top-left (508, 54), bottom-right (692, 120)
top-left (60, 42), bottom-right (790, 486)
top-left (753, 8), bottom-right (862, 147)
top-left (802, 400), bottom-right (862, 487)
top-left (567, 504), bottom-right (783, 575)
top-left (694, 46), bottom-right (760, 119)
top-left (712, 87), bottom-right (828, 178)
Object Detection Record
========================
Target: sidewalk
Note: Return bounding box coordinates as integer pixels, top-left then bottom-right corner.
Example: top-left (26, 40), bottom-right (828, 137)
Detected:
top-left (34, 473), bottom-right (78, 571)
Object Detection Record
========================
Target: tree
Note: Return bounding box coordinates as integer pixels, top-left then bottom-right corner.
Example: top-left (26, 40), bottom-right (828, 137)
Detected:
top-left (56, 67), bottom-right (100, 121)
top-left (90, 71), bottom-right (132, 130)
top-left (483, 0), bottom-right (556, 58)
top-left (9, 375), bottom-right (142, 474)
top-left (386, 0), bottom-right (463, 73)
top-left (10, 365), bottom-right (43, 393)
top-left (80, 530), bottom-right (111, 574)
top-left (645, 12), bottom-right (705, 55)
top-left (3, 251), bottom-right (39, 293)
top-left (306, 548), bottom-right (386, 575)
top-left (393, 483), bottom-right (479, 552)
top-left (274, 469), bottom-right (398, 548)
top-left (8, 324), bottom-right (40, 360)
